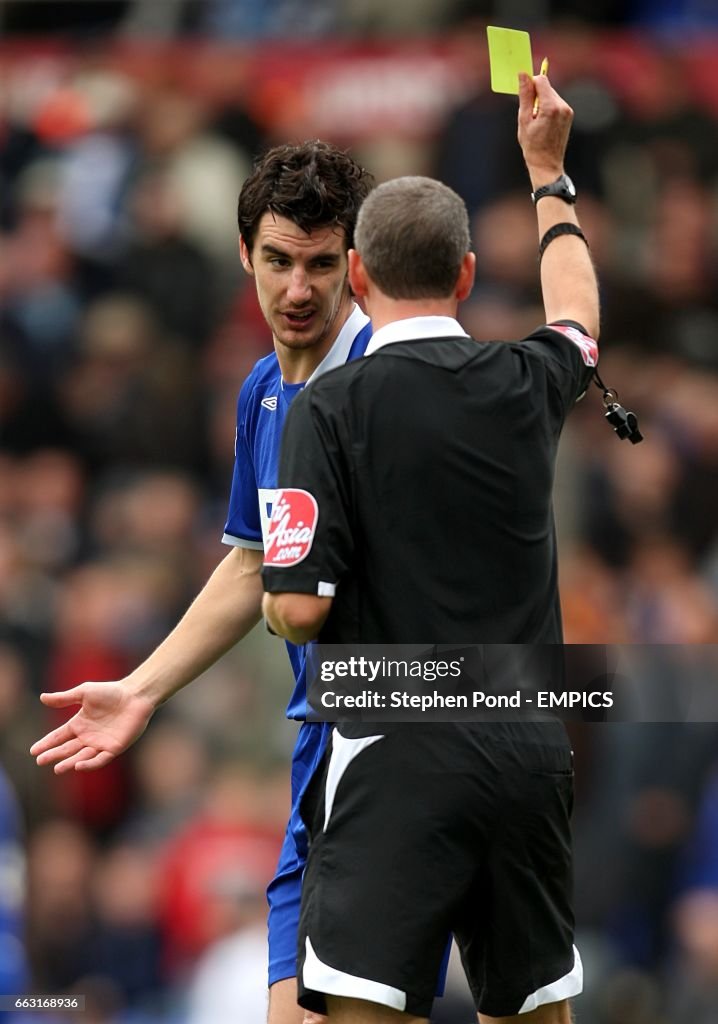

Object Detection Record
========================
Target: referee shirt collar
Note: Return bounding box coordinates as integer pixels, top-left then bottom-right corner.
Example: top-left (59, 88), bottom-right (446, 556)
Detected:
top-left (365, 316), bottom-right (469, 356)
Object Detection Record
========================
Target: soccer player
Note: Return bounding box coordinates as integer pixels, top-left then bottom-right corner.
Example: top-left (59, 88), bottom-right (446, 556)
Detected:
top-left (31, 141), bottom-right (374, 1024)
top-left (263, 73), bottom-right (599, 1023)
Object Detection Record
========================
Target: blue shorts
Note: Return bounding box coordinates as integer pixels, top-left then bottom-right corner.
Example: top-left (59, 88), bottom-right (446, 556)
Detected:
top-left (266, 721), bottom-right (452, 993)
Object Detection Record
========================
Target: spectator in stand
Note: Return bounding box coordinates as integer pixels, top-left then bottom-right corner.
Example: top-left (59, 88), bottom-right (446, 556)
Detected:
top-left (25, 820), bottom-right (96, 993)
top-left (117, 168), bottom-right (218, 350)
top-left (59, 296), bottom-right (205, 473)
top-left (157, 763), bottom-right (281, 978)
top-left (0, 767), bottom-right (28, 998)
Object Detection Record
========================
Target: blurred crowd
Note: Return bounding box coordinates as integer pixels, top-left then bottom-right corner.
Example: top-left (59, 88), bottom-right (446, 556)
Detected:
top-left (0, 20), bottom-right (717, 1024)
top-left (1, 0), bottom-right (717, 37)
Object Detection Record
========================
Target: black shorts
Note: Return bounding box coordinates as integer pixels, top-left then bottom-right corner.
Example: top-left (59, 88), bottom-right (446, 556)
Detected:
top-left (297, 720), bottom-right (582, 1019)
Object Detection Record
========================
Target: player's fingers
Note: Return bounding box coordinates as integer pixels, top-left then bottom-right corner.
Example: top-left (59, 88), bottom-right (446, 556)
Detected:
top-left (30, 722), bottom-right (76, 757)
top-left (303, 1014), bottom-right (327, 1024)
top-left (34, 737), bottom-right (84, 767)
top-left (53, 746), bottom-right (98, 775)
top-left (75, 751), bottom-right (115, 772)
top-left (39, 686), bottom-right (86, 708)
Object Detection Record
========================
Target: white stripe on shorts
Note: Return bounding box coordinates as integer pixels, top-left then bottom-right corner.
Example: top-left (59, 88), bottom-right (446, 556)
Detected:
top-left (323, 730), bottom-right (384, 832)
top-left (518, 945), bottom-right (583, 1013)
top-left (303, 937), bottom-right (406, 1011)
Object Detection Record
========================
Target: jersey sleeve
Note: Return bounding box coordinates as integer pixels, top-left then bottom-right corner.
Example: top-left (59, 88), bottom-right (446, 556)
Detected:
top-left (518, 319), bottom-right (598, 421)
top-left (262, 386), bottom-right (354, 596)
top-left (222, 379), bottom-right (263, 550)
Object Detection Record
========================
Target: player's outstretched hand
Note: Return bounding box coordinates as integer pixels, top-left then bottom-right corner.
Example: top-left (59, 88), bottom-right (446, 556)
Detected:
top-left (30, 682), bottom-right (156, 773)
top-left (517, 72), bottom-right (573, 182)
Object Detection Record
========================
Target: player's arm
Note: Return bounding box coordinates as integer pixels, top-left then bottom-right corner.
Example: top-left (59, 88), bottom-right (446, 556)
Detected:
top-left (31, 545), bottom-right (264, 773)
top-left (518, 73), bottom-right (600, 340)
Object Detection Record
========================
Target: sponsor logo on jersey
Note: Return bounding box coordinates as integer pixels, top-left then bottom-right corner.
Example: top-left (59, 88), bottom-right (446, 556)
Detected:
top-left (258, 488), bottom-right (277, 550)
top-left (261, 396), bottom-right (278, 411)
top-left (264, 489), bottom-right (318, 567)
top-left (549, 324), bottom-right (598, 367)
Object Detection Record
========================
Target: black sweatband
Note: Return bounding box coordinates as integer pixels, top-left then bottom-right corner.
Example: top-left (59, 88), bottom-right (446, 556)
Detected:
top-left (539, 222), bottom-right (589, 262)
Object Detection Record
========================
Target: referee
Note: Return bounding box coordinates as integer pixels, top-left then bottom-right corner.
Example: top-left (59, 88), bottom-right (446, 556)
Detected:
top-left (263, 71), bottom-right (598, 1024)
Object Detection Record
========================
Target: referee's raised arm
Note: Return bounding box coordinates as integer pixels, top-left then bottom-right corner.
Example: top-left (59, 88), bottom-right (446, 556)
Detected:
top-left (518, 72), bottom-right (600, 340)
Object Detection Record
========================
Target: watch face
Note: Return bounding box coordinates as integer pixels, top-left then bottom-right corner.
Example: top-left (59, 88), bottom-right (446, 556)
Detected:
top-left (532, 175), bottom-right (577, 204)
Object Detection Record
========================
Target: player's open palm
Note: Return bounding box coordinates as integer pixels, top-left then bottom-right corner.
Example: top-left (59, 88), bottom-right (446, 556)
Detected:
top-left (30, 682), bottom-right (155, 774)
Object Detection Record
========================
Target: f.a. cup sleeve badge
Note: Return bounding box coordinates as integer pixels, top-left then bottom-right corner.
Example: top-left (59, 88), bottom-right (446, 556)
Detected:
top-left (548, 324), bottom-right (599, 367)
top-left (264, 489), bottom-right (319, 567)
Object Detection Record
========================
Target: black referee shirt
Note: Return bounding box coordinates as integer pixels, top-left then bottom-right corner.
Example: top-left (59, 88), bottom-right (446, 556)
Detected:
top-left (263, 317), bottom-right (597, 645)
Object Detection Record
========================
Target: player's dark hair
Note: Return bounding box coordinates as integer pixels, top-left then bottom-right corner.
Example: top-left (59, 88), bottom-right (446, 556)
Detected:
top-left (354, 176), bottom-right (470, 299)
top-left (237, 141), bottom-right (375, 254)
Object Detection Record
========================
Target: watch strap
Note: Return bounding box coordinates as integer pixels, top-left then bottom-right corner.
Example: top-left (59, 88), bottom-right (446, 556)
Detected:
top-left (531, 175), bottom-right (577, 205)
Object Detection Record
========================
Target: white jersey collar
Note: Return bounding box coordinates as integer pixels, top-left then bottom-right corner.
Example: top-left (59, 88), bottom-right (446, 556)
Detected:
top-left (365, 315), bottom-right (468, 356)
top-left (304, 304), bottom-right (371, 385)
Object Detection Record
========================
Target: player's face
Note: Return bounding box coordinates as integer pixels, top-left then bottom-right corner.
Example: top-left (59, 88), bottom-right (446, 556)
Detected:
top-left (241, 213), bottom-right (352, 355)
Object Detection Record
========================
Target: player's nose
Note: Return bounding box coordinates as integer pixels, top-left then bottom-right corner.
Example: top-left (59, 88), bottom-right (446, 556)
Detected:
top-left (286, 267), bottom-right (312, 304)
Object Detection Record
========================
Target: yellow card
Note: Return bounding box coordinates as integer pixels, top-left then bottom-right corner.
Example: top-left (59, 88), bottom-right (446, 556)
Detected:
top-left (486, 26), bottom-right (533, 95)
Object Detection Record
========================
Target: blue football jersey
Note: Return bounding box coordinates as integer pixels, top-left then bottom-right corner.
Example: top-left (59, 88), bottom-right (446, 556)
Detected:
top-left (223, 304), bottom-right (372, 719)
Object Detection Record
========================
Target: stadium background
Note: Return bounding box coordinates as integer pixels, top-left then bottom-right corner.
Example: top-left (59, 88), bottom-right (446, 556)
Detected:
top-left (1, 1), bottom-right (718, 1021)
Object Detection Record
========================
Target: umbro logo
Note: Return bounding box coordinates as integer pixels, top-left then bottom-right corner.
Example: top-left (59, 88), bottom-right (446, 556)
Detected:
top-left (261, 396), bottom-right (278, 411)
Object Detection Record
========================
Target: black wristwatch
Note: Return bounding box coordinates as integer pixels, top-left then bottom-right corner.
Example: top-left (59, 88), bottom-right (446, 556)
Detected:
top-left (531, 173), bottom-right (577, 206)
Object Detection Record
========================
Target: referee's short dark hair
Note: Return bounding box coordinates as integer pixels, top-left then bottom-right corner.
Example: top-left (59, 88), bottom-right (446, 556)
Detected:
top-left (354, 176), bottom-right (471, 299)
top-left (238, 140), bottom-right (375, 254)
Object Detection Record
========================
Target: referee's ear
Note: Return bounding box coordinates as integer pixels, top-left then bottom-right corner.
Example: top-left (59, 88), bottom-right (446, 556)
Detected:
top-left (455, 251), bottom-right (476, 303)
top-left (348, 249), bottom-right (369, 299)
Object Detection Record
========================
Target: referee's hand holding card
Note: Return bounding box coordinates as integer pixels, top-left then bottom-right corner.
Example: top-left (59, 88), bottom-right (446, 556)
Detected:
top-left (517, 71), bottom-right (573, 180)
